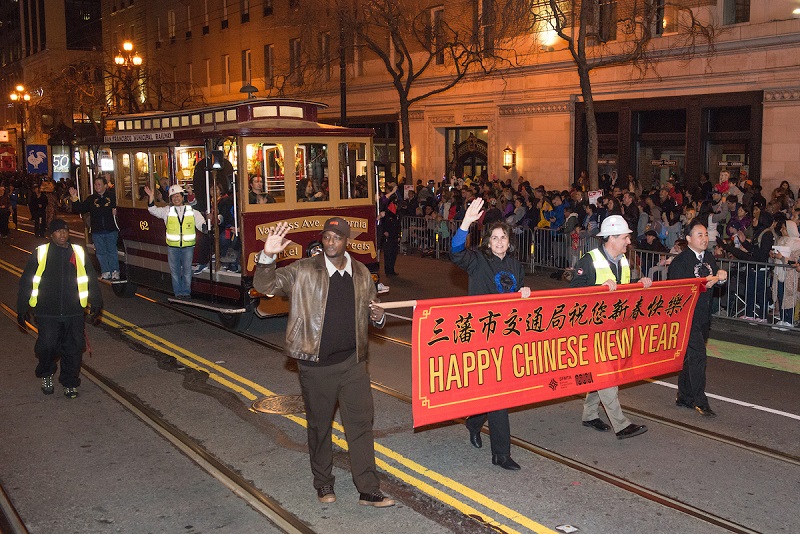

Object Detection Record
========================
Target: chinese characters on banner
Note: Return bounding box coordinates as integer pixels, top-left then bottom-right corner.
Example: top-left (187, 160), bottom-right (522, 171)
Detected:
top-left (411, 280), bottom-right (706, 428)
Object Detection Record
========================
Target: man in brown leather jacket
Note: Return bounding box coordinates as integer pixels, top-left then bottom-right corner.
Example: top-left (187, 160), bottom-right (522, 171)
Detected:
top-left (253, 217), bottom-right (395, 508)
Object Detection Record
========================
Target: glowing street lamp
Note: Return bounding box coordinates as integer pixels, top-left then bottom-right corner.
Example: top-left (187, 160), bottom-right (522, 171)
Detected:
top-left (114, 41), bottom-right (144, 113)
top-left (9, 85), bottom-right (31, 171)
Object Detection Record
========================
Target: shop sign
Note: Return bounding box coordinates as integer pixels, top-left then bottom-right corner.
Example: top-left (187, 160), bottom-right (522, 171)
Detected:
top-left (651, 159), bottom-right (677, 167)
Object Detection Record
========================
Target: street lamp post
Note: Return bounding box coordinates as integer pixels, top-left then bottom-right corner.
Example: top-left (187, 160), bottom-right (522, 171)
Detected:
top-left (114, 41), bottom-right (143, 113)
top-left (10, 85), bottom-right (31, 172)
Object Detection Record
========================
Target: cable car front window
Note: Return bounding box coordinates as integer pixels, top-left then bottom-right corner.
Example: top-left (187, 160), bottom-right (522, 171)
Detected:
top-left (338, 142), bottom-right (369, 200)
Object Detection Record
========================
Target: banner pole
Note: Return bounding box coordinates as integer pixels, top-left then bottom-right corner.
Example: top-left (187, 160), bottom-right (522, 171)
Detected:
top-left (378, 300), bottom-right (417, 309)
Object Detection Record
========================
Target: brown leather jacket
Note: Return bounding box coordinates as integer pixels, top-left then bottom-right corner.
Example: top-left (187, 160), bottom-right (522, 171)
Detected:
top-left (253, 253), bottom-right (381, 362)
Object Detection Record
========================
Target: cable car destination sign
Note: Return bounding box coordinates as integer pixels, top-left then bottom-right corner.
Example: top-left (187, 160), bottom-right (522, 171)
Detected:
top-left (410, 280), bottom-right (705, 427)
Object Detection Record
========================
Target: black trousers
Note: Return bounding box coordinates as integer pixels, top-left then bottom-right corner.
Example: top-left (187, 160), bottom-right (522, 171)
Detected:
top-left (32, 211), bottom-right (46, 236)
top-left (677, 319), bottom-right (710, 408)
top-left (466, 409), bottom-right (511, 456)
top-left (383, 237), bottom-right (399, 275)
top-left (298, 353), bottom-right (380, 493)
top-left (34, 315), bottom-right (86, 388)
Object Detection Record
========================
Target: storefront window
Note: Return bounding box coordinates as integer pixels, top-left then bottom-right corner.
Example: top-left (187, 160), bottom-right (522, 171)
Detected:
top-left (338, 142), bottom-right (368, 200)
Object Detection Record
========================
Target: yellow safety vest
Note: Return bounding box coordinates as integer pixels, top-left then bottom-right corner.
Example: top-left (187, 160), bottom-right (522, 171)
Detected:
top-left (165, 205), bottom-right (196, 247)
top-left (29, 244), bottom-right (89, 308)
top-left (588, 248), bottom-right (630, 285)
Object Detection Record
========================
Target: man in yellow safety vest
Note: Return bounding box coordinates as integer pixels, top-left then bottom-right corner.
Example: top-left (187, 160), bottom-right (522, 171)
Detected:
top-left (144, 184), bottom-right (206, 299)
top-left (17, 219), bottom-right (103, 398)
top-left (570, 215), bottom-right (651, 440)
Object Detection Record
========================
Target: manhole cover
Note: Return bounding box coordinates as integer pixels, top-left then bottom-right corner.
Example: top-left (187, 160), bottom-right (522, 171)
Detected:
top-left (252, 395), bottom-right (306, 414)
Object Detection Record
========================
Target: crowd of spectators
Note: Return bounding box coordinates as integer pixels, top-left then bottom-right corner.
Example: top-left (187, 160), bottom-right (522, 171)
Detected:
top-left (380, 172), bottom-right (800, 327)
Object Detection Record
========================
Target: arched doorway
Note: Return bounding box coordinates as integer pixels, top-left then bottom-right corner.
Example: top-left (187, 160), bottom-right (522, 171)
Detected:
top-left (446, 129), bottom-right (488, 180)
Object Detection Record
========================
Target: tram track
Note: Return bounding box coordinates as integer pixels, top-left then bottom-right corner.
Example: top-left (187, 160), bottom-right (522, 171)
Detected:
top-left (142, 297), bottom-right (779, 534)
top-left (0, 302), bottom-right (314, 534)
top-left (0, 244), bottom-right (790, 534)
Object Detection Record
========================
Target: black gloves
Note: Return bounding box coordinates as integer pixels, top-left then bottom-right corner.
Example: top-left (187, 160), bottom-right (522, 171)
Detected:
top-left (88, 305), bottom-right (103, 324)
top-left (17, 312), bottom-right (28, 329)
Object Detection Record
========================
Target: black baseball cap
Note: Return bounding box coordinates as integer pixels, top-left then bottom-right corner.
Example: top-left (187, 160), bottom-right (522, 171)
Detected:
top-left (322, 217), bottom-right (351, 239)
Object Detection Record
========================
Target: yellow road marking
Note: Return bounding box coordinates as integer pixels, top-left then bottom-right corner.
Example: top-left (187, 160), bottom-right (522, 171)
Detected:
top-left (102, 311), bottom-right (552, 531)
top-left (2, 249), bottom-right (556, 533)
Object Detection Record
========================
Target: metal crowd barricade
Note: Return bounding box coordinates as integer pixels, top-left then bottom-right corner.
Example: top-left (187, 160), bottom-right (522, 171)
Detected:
top-left (628, 249), bottom-right (797, 328)
top-left (394, 215), bottom-right (796, 328)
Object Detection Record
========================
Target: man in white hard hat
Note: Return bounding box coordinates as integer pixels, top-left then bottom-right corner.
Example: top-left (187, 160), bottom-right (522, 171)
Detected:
top-left (144, 184), bottom-right (206, 299)
top-left (570, 215), bottom-right (652, 439)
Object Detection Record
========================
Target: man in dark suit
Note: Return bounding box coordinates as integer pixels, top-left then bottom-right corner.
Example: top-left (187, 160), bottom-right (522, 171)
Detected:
top-left (667, 219), bottom-right (728, 417)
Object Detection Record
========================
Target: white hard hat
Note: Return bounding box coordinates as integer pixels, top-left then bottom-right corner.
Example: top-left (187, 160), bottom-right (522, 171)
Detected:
top-left (596, 215), bottom-right (632, 237)
top-left (168, 185), bottom-right (185, 197)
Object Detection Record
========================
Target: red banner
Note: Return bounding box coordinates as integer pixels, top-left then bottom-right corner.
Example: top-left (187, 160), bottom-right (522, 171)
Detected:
top-left (411, 280), bottom-right (706, 428)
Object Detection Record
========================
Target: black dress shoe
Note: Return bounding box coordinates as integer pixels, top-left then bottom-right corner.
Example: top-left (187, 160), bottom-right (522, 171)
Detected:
top-left (582, 418), bottom-right (611, 432)
top-left (468, 427), bottom-right (482, 449)
top-left (491, 455), bottom-right (521, 471)
top-left (694, 405), bottom-right (717, 417)
top-left (615, 423), bottom-right (648, 439)
top-left (675, 397), bottom-right (694, 409)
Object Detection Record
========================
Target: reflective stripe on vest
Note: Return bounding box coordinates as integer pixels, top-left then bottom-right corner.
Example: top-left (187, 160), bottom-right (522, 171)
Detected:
top-left (29, 244), bottom-right (89, 308)
top-left (588, 248), bottom-right (630, 285)
top-left (165, 205), bottom-right (196, 247)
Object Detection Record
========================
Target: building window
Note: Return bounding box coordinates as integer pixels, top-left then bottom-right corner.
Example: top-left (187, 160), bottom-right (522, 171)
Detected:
top-left (185, 5), bottom-right (192, 38)
top-left (353, 34), bottom-right (363, 76)
top-left (480, 0), bottom-right (495, 54)
top-left (222, 0), bottom-right (229, 29)
top-left (264, 44), bottom-right (274, 88)
top-left (222, 54), bottom-right (230, 93)
top-left (242, 49), bottom-right (251, 84)
top-left (205, 58), bottom-right (211, 89)
top-left (598, 0), bottom-right (617, 42)
top-left (263, 0), bottom-right (273, 16)
top-left (188, 62), bottom-right (194, 85)
top-left (241, 0), bottom-right (250, 23)
top-left (655, 0), bottom-right (678, 35)
top-left (168, 10), bottom-right (176, 43)
top-left (319, 32), bottom-right (331, 81)
top-left (204, 0), bottom-right (209, 26)
top-left (289, 38), bottom-right (303, 86)
top-left (431, 6), bottom-right (444, 65)
top-left (723, 0), bottom-right (750, 25)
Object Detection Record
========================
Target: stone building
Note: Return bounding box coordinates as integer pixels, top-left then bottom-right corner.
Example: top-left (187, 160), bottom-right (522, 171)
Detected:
top-left (103, 0), bottom-right (799, 194)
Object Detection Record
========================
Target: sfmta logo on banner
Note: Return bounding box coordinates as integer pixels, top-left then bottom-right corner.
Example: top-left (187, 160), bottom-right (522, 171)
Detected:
top-left (410, 279), bottom-right (706, 428)
top-left (26, 145), bottom-right (48, 173)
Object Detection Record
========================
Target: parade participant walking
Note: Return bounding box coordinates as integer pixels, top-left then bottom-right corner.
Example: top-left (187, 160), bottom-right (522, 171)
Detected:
top-left (0, 184), bottom-right (9, 238)
top-left (253, 217), bottom-right (395, 507)
top-left (451, 197), bottom-right (531, 470)
top-left (69, 177), bottom-right (120, 280)
top-left (668, 219), bottom-right (728, 416)
top-left (16, 219), bottom-right (103, 398)
top-left (571, 215), bottom-right (650, 439)
top-left (144, 184), bottom-right (206, 299)
top-left (29, 183), bottom-right (48, 237)
top-left (380, 181), bottom-right (401, 277)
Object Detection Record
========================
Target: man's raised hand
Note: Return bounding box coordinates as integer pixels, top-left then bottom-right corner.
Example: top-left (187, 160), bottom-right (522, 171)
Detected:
top-left (262, 221), bottom-right (293, 256)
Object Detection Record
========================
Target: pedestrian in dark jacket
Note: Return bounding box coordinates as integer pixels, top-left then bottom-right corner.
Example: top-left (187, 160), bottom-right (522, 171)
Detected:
top-left (17, 219), bottom-right (103, 398)
top-left (69, 177), bottom-right (120, 280)
top-left (29, 184), bottom-right (48, 237)
top-left (252, 217), bottom-right (395, 508)
top-left (451, 197), bottom-right (531, 471)
top-left (668, 219), bottom-right (727, 416)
